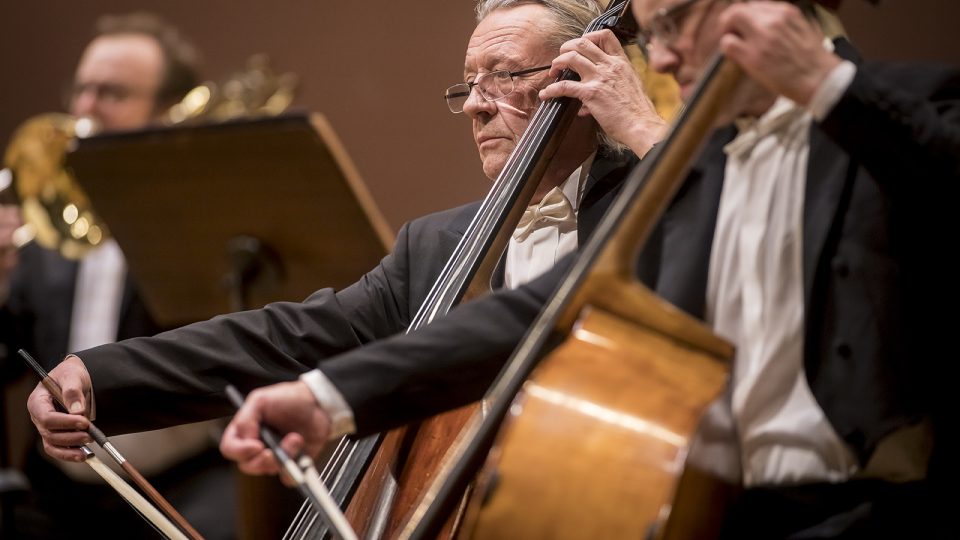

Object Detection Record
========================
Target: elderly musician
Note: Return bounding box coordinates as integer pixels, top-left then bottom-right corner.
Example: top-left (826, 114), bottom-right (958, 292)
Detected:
top-left (25, 0), bottom-right (665, 526)
top-left (208, 0), bottom-right (956, 538)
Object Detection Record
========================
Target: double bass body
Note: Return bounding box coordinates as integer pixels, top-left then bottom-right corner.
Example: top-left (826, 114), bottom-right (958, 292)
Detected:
top-left (336, 4), bottom-right (743, 539)
top-left (460, 291), bottom-right (731, 539)
top-left (408, 56), bottom-right (747, 539)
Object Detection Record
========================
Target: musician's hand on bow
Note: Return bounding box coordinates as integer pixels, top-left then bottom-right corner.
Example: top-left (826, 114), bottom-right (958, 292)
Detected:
top-left (220, 380), bottom-right (331, 476)
top-left (26, 355), bottom-right (94, 462)
top-left (718, 1), bottom-right (841, 107)
top-left (539, 29), bottom-right (666, 156)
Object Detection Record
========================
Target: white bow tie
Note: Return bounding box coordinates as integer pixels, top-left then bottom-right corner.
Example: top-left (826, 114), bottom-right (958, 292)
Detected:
top-left (513, 185), bottom-right (576, 241)
top-left (724, 100), bottom-right (806, 159)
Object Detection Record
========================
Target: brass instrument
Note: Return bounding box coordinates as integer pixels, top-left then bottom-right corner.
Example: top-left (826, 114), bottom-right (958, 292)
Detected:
top-left (168, 54), bottom-right (299, 123)
top-left (2, 114), bottom-right (102, 259)
top-left (1, 55), bottom-right (298, 260)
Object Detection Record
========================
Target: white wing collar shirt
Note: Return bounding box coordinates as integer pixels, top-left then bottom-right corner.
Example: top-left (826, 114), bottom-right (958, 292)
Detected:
top-left (504, 151), bottom-right (594, 289)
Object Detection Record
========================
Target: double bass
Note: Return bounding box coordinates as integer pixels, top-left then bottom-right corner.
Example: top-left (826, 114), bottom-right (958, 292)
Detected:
top-left (398, 49), bottom-right (746, 540)
top-left (400, 5), bottom-right (878, 536)
top-left (283, 2), bottom-right (641, 538)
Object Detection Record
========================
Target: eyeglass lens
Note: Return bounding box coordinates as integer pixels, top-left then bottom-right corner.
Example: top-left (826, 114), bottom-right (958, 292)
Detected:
top-left (445, 71), bottom-right (516, 113)
top-left (636, 0), bottom-right (707, 53)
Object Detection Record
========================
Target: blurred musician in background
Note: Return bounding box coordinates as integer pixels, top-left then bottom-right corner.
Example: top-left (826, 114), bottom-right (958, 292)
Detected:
top-left (1, 13), bottom-right (236, 539)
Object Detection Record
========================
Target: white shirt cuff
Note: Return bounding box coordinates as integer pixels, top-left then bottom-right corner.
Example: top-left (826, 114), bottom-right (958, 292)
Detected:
top-left (300, 369), bottom-right (357, 439)
top-left (807, 60), bottom-right (857, 122)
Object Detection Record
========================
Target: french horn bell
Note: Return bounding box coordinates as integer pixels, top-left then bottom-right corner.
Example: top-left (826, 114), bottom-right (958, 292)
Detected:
top-left (2, 113), bottom-right (104, 260)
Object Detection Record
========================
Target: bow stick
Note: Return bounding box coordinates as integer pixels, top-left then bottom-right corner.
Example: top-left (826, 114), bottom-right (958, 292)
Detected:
top-left (19, 349), bottom-right (205, 540)
top-left (224, 384), bottom-right (357, 540)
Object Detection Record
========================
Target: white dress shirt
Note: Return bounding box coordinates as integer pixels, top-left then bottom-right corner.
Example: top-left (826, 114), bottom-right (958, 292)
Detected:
top-left (503, 153), bottom-right (593, 289)
top-left (704, 60), bottom-right (859, 486)
top-left (68, 239), bottom-right (127, 352)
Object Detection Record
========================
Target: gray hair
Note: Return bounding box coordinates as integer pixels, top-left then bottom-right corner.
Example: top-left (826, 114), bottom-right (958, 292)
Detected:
top-left (474, 0), bottom-right (627, 153)
top-left (476, 0), bottom-right (603, 47)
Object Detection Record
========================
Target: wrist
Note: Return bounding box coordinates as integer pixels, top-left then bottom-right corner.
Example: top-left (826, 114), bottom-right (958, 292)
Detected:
top-left (795, 53), bottom-right (843, 107)
top-left (626, 117), bottom-right (667, 158)
top-left (299, 369), bottom-right (356, 439)
top-left (806, 60), bottom-right (857, 121)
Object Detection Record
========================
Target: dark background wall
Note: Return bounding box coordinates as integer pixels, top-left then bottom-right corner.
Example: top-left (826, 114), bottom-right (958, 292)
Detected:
top-left (1, 0), bottom-right (958, 231)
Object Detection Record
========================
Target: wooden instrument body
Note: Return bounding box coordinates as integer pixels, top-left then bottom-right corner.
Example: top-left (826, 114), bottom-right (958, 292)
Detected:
top-left (459, 279), bottom-right (732, 539)
top-left (404, 57), bottom-right (747, 540)
top-left (347, 406), bottom-right (477, 539)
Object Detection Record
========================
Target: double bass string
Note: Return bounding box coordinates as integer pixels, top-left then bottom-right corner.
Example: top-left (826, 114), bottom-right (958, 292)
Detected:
top-left (284, 4), bottom-right (633, 537)
top-left (283, 64), bottom-right (576, 540)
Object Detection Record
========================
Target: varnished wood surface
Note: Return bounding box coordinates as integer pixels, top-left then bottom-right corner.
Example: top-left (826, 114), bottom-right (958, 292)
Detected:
top-left (388, 58), bottom-right (745, 539)
top-left (346, 427), bottom-right (408, 538)
top-left (388, 406), bottom-right (478, 539)
top-left (460, 306), bottom-right (729, 539)
top-left (347, 405), bottom-right (477, 540)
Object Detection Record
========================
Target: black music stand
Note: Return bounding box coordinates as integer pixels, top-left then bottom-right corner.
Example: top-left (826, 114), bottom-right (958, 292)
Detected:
top-left (65, 111), bottom-right (393, 538)
top-left (66, 111), bottom-right (393, 326)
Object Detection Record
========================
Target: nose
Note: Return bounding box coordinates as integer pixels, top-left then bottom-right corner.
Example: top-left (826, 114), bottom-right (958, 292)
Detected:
top-left (646, 43), bottom-right (681, 78)
top-left (461, 86), bottom-right (496, 119)
top-left (70, 87), bottom-right (99, 118)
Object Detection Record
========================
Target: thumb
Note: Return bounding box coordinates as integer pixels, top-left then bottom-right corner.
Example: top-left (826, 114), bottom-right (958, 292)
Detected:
top-left (63, 385), bottom-right (87, 414)
top-left (60, 379), bottom-right (86, 415)
top-left (280, 431), bottom-right (305, 458)
top-left (232, 395), bottom-right (265, 440)
top-left (52, 355), bottom-right (92, 416)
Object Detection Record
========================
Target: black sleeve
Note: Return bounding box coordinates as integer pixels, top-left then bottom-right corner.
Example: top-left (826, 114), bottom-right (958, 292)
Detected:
top-left (80, 222), bottom-right (419, 434)
top-left (819, 62), bottom-right (960, 185)
top-left (321, 254), bottom-right (574, 435)
top-left (0, 265), bottom-right (32, 384)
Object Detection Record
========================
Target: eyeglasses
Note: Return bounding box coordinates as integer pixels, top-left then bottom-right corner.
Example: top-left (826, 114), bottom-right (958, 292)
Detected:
top-left (64, 81), bottom-right (154, 108)
top-left (634, 0), bottom-right (716, 54)
top-left (444, 65), bottom-right (551, 114)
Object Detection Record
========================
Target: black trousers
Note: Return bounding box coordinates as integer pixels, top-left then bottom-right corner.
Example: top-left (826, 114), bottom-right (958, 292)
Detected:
top-left (719, 479), bottom-right (951, 539)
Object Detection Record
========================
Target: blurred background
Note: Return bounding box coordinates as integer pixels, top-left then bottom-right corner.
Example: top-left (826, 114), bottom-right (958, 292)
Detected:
top-left (2, 0), bottom-right (959, 230)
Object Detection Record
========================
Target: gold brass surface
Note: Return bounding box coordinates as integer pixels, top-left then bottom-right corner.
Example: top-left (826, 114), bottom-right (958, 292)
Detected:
top-left (3, 113), bottom-right (104, 259)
